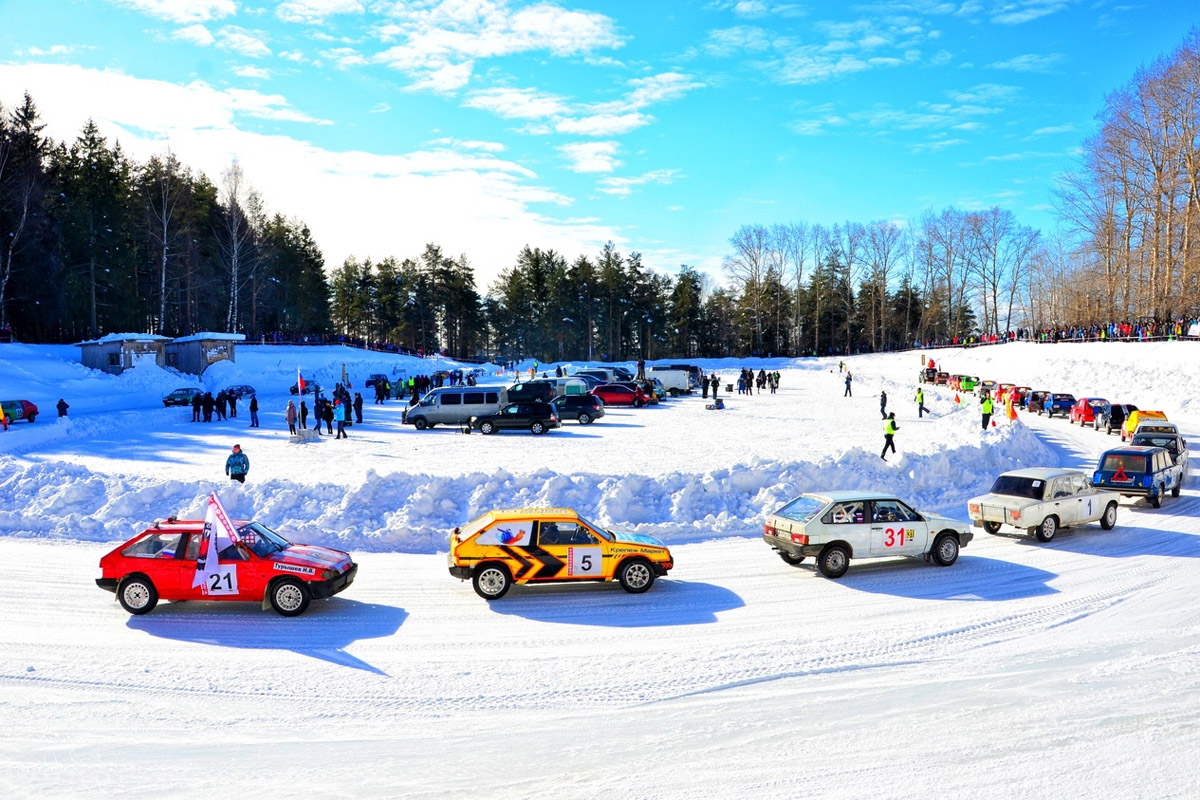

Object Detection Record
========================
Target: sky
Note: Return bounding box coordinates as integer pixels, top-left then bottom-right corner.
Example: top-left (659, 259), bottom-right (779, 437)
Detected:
top-left (0, 0), bottom-right (1197, 289)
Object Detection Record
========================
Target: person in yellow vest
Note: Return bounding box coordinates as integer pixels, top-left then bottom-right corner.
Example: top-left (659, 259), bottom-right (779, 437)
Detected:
top-left (915, 387), bottom-right (926, 418)
top-left (980, 392), bottom-right (994, 430)
top-left (881, 413), bottom-right (898, 460)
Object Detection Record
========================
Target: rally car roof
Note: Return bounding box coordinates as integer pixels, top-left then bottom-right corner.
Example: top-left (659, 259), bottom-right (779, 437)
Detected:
top-left (997, 468), bottom-right (1086, 480)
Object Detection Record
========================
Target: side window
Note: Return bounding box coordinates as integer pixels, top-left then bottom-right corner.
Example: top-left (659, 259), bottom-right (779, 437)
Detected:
top-left (183, 533), bottom-right (201, 561)
top-left (825, 501), bottom-right (865, 525)
top-left (539, 522), bottom-right (596, 546)
top-left (504, 405), bottom-right (520, 415)
top-left (485, 392), bottom-right (499, 404)
top-left (873, 500), bottom-right (919, 522)
top-left (108, 353), bottom-right (120, 367)
top-left (122, 532), bottom-right (185, 558)
top-left (1050, 479), bottom-right (1071, 499)
top-left (463, 392), bottom-right (484, 404)
top-left (511, 383), bottom-right (525, 392)
top-left (1070, 475), bottom-right (1090, 494)
top-left (441, 393), bottom-right (462, 406)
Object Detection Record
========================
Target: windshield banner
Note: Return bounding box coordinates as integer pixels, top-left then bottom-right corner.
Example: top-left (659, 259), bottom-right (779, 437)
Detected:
top-left (192, 492), bottom-right (240, 595)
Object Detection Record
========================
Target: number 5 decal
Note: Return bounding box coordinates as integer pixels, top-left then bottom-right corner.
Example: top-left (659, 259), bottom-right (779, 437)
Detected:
top-left (568, 547), bottom-right (602, 577)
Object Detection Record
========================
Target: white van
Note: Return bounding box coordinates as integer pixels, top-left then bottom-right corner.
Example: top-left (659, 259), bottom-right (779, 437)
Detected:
top-left (403, 387), bottom-right (505, 430)
top-left (575, 368), bottom-right (618, 383)
top-left (650, 370), bottom-right (691, 396)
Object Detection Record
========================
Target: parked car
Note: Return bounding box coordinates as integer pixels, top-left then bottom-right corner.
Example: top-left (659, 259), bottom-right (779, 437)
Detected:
top-left (1010, 386), bottom-right (1031, 407)
top-left (551, 394), bottom-right (605, 424)
top-left (225, 384), bottom-right (256, 399)
top-left (1130, 428), bottom-right (1188, 472)
top-left (448, 507), bottom-right (673, 599)
top-left (506, 380), bottom-right (556, 404)
top-left (976, 380), bottom-right (997, 396)
top-left (0, 399), bottom-right (38, 423)
top-left (919, 367), bottom-right (938, 384)
top-left (1025, 390), bottom-right (1051, 413)
top-left (762, 491), bottom-right (973, 579)
top-left (470, 402), bottom-right (560, 435)
top-left (403, 387), bottom-right (504, 429)
top-left (996, 383), bottom-right (1015, 402)
top-left (959, 376), bottom-right (979, 392)
top-left (162, 387), bottom-right (202, 407)
top-left (651, 369), bottom-right (692, 396)
top-left (1043, 393), bottom-right (1077, 418)
top-left (968, 468), bottom-right (1120, 542)
top-left (1093, 445), bottom-right (1183, 508)
top-left (935, 371), bottom-right (949, 385)
top-left (1121, 409), bottom-right (1168, 442)
top-left (95, 516), bottom-right (357, 616)
top-left (290, 381), bottom-right (322, 396)
top-left (365, 373), bottom-right (390, 388)
top-left (609, 380), bottom-right (660, 404)
top-left (1069, 397), bottom-right (1109, 425)
top-left (591, 384), bottom-right (648, 408)
top-left (1094, 402), bottom-right (1137, 435)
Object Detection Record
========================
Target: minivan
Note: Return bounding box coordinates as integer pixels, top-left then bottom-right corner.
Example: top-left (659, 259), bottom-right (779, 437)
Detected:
top-left (403, 387), bottom-right (504, 430)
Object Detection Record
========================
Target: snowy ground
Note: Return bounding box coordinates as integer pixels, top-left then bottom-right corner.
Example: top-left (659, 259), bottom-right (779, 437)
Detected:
top-left (1, 342), bottom-right (1199, 798)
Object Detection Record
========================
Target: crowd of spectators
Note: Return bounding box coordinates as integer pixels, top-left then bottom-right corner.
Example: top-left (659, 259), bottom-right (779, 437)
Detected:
top-left (913, 316), bottom-right (1200, 350)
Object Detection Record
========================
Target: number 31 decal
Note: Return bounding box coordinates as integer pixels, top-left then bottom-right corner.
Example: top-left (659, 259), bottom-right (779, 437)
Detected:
top-left (882, 528), bottom-right (911, 547)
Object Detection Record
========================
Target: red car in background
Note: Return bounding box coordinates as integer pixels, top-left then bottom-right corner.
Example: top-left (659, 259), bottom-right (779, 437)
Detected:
top-left (1070, 397), bottom-right (1109, 426)
top-left (97, 518), bottom-right (357, 616)
top-left (591, 383), bottom-right (648, 408)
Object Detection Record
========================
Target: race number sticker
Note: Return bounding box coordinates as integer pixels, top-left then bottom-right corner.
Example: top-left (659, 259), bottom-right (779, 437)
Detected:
top-left (880, 527), bottom-right (913, 548)
top-left (205, 565), bottom-right (239, 596)
top-left (568, 547), bottom-right (602, 577)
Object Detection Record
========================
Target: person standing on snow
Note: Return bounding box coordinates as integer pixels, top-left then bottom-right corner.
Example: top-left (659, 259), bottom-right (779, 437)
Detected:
top-left (225, 444), bottom-right (249, 484)
top-left (916, 387), bottom-right (927, 418)
top-left (710, 373), bottom-right (720, 400)
top-left (980, 392), bottom-right (994, 430)
top-left (881, 413), bottom-right (898, 461)
top-left (286, 400), bottom-right (297, 435)
top-left (299, 400), bottom-right (309, 430)
top-left (202, 392), bottom-right (214, 422)
top-left (880, 390), bottom-right (888, 419)
top-left (353, 392), bottom-right (364, 424)
top-left (249, 395), bottom-right (259, 428)
top-left (334, 399), bottom-right (348, 439)
top-left (215, 391), bottom-right (227, 421)
top-left (57, 399), bottom-right (69, 417)
top-left (191, 392), bottom-right (201, 422)
top-left (228, 392), bottom-right (237, 418)
top-left (844, 372), bottom-right (853, 397)
top-left (324, 400), bottom-right (335, 435)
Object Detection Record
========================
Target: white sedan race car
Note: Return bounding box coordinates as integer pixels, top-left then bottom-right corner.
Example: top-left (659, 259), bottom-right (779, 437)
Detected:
top-left (762, 491), bottom-right (975, 578)
top-left (968, 468), bottom-right (1120, 543)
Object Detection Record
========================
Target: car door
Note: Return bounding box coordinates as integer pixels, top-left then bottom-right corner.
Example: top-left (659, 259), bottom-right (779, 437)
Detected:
top-left (1070, 475), bottom-right (1100, 522)
top-left (533, 521), bottom-right (603, 581)
top-left (1046, 478), bottom-right (1077, 525)
top-left (869, 499), bottom-right (928, 556)
top-left (821, 500), bottom-right (873, 555)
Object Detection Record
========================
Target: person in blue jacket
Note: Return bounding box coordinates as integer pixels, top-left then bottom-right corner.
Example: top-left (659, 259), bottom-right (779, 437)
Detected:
top-left (334, 399), bottom-right (349, 439)
top-left (225, 444), bottom-right (249, 483)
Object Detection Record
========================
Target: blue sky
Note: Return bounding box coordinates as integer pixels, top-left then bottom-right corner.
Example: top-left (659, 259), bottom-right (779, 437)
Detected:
top-left (1, 0), bottom-right (1197, 288)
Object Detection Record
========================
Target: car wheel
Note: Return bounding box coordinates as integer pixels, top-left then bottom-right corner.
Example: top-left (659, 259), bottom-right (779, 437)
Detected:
top-left (479, 420), bottom-right (496, 435)
top-left (982, 520), bottom-right (1002, 535)
top-left (530, 421), bottom-right (547, 435)
top-left (1035, 515), bottom-right (1058, 542)
top-left (269, 577), bottom-right (311, 616)
top-left (633, 399), bottom-right (645, 408)
top-left (1172, 481), bottom-right (1181, 498)
top-left (473, 563), bottom-right (512, 600)
top-left (778, 550), bottom-right (805, 566)
top-left (577, 412), bottom-right (592, 425)
top-left (617, 559), bottom-right (655, 593)
top-left (1100, 502), bottom-right (1118, 530)
top-left (817, 544), bottom-right (850, 579)
top-left (413, 417), bottom-right (428, 430)
top-left (931, 532), bottom-right (960, 566)
top-left (1149, 484), bottom-right (1162, 508)
top-left (26, 414), bottom-right (35, 423)
top-left (118, 575), bottom-right (158, 615)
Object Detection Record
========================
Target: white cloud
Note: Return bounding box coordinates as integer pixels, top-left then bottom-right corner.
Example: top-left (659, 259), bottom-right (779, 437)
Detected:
top-left (233, 65), bottom-right (270, 79)
top-left (278, 50), bottom-right (307, 62)
top-left (555, 112), bottom-right (649, 136)
top-left (1031, 123), bottom-right (1075, 135)
top-left (597, 169), bottom-right (679, 196)
top-left (558, 141), bottom-right (621, 173)
top-left (19, 45), bottom-right (93, 57)
top-left (105, 0), bottom-right (236, 24)
top-left (172, 24), bottom-right (216, 47)
top-left (990, 0), bottom-right (1070, 24)
top-left (463, 87), bottom-right (570, 119)
top-left (217, 27), bottom-right (272, 59)
top-left (431, 137), bottom-right (506, 152)
top-left (618, 72), bottom-right (705, 110)
top-left (369, 102), bottom-right (391, 113)
top-left (277, 0), bottom-right (365, 25)
top-left (321, 47), bottom-right (368, 68)
top-left (0, 62), bottom-right (623, 287)
top-left (988, 53), bottom-right (1063, 72)
top-left (910, 137), bottom-right (966, 153)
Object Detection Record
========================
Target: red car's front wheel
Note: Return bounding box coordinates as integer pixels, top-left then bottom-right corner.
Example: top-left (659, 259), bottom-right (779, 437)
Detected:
top-left (118, 575), bottom-right (158, 615)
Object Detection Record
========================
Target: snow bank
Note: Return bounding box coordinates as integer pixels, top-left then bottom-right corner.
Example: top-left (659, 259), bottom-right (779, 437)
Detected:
top-left (0, 408), bottom-right (1053, 552)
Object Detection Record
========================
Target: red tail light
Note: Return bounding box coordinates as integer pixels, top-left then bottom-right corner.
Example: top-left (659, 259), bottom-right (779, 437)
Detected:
top-left (764, 523), bottom-right (776, 536)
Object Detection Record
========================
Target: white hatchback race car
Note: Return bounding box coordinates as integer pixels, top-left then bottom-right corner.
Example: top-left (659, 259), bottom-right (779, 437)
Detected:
top-left (968, 468), bottom-right (1120, 542)
top-left (762, 491), bottom-right (974, 578)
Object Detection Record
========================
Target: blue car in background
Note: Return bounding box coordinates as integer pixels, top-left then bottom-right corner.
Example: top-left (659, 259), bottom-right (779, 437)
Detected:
top-left (1093, 445), bottom-right (1182, 508)
top-left (1043, 393), bottom-right (1076, 418)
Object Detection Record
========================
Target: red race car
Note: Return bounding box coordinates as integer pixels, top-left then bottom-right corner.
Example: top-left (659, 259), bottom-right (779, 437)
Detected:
top-left (590, 383), bottom-right (648, 408)
top-left (97, 496), bottom-right (357, 616)
top-left (1070, 397), bottom-right (1109, 425)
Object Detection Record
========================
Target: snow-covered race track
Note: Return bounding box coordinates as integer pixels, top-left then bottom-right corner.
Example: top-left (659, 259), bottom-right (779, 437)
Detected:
top-left (3, 344), bottom-right (1200, 798)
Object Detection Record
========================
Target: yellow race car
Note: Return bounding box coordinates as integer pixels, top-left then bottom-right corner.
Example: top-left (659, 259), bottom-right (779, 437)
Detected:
top-left (448, 508), bottom-right (674, 599)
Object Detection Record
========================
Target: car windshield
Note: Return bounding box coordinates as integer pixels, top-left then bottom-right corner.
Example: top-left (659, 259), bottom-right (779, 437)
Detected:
top-left (576, 515), bottom-right (612, 541)
top-left (774, 495), bottom-right (827, 523)
top-left (1101, 454), bottom-right (1147, 474)
top-left (237, 522), bottom-right (291, 556)
top-left (1088, 399), bottom-right (1107, 407)
top-left (988, 475), bottom-right (1045, 500)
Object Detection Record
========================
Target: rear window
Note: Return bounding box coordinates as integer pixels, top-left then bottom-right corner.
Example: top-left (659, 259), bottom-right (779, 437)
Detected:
top-left (485, 391), bottom-right (499, 404)
top-left (988, 475), bottom-right (1045, 500)
top-left (1132, 436), bottom-right (1178, 453)
top-left (1054, 394), bottom-right (1074, 401)
top-left (123, 532), bottom-right (185, 558)
top-left (774, 495), bottom-right (826, 523)
top-left (1101, 454), bottom-right (1147, 474)
top-left (1088, 399), bottom-right (1106, 407)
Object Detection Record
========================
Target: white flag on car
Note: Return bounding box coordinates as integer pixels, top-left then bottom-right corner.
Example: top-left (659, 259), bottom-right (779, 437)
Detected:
top-left (192, 492), bottom-right (240, 595)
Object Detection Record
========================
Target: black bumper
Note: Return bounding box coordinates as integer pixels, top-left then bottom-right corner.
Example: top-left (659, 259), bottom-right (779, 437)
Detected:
top-left (308, 564), bottom-right (357, 599)
top-left (449, 565), bottom-right (471, 580)
top-left (96, 577), bottom-right (117, 593)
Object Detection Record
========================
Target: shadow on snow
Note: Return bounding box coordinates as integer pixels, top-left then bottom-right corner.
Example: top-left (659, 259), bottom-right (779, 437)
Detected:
top-left (487, 578), bottom-right (744, 627)
top-left (831, 555), bottom-right (1060, 601)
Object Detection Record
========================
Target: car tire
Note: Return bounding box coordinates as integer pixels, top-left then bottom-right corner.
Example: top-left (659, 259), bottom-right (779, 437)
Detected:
top-left (413, 417), bottom-right (428, 430)
top-left (479, 420), bottom-right (496, 435)
top-left (778, 550), bottom-right (805, 566)
top-left (26, 414), bottom-right (35, 423)
top-left (633, 399), bottom-right (645, 408)
top-left (1100, 502), bottom-right (1118, 530)
top-left (117, 575), bottom-right (158, 615)
top-left (617, 558), bottom-right (655, 593)
top-left (1172, 482), bottom-right (1181, 498)
top-left (1150, 485), bottom-right (1163, 508)
top-left (473, 563), bottom-right (512, 600)
top-left (817, 544), bottom-right (850, 579)
top-left (530, 421), bottom-right (547, 435)
top-left (269, 577), bottom-right (311, 617)
top-left (931, 532), bottom-right (960, 566)
top-left (577, 412), bottom-right (592, 425)
top-left (1035, 515), bottom-right (1058, 542)
top-left (982, 520), bottom-right (1002, 535)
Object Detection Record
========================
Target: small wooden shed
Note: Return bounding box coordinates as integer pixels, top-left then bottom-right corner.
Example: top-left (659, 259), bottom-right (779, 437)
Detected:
top-left (76, 333), bottom-right (170, 375)
top-left (164, 332), bottom-right (245, 375)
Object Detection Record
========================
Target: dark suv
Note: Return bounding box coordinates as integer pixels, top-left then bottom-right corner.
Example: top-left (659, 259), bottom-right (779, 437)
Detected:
top-left (506, 380), bottom-right (556, 404)
top-left (552, 394), bottom-right (605, 424)
top-left (470, 402), bottom-right (560, 435)
top-left (1094, 402), bottom-right (1138, 435)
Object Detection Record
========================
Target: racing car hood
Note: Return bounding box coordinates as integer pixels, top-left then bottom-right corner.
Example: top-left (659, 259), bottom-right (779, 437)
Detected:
top-left (271, 545), bottom-right (354, 573)
top-left (608, 529), bottom-right (668, 548)
top-left (920, 512), bottom-right (970, 529)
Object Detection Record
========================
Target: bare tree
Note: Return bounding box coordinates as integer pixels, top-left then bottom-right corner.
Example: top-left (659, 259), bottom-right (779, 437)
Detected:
top-left (220, 159), bottom-right (255, 332)
top-left (724, 224), bottom-right (771, 352)
top-left (144, 150), bottom-right (184, 334)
